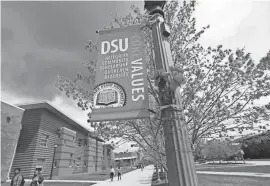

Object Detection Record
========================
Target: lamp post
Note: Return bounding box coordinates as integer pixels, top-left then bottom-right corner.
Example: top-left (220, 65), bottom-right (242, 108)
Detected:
top-left (144, 1), bottom-right (199, 186)
top-left (49, 144), bottom-right (57, 180)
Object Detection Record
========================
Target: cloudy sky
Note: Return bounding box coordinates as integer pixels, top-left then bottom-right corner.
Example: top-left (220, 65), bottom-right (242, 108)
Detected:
top-left (1, 0), bottom-right (270, 152)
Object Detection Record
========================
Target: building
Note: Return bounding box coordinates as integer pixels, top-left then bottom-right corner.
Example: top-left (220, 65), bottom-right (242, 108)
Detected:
top-left (10, 101), bottom-right (104, 179)
top-left (1, 101), bottom-right (25, 181)
top-left (115, 152), bottom-right (139, 167)
top-left (102, 144), bottom-right (115, 169)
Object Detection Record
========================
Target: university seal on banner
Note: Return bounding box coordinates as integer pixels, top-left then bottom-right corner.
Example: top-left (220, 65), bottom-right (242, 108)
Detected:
top-left (93, 82), bottom-right (126, 109)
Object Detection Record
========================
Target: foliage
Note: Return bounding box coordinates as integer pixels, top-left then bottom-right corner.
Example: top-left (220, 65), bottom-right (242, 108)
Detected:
top-left (201, 139), bottom-right (242, 161)
top-left (239, 131), bottom-right (270, 159)
top-left (55, 0), bottom-right (270, 170)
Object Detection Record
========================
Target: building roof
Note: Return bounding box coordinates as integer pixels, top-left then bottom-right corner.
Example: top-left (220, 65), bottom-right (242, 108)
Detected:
top-left (17, 101), bottom-right (104, 142)
top-left (115, 156), bottom-right (137, 160)
top-left (1, 101), bottom-right (25, 111)
top-left (115, 152), bottom-right (138, 159)
top-left (104, 144), bottom-right (114, 150)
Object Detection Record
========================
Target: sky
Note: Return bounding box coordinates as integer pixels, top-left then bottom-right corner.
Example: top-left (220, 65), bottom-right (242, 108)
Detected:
top-left (1, 0), bottom-right (270, 152)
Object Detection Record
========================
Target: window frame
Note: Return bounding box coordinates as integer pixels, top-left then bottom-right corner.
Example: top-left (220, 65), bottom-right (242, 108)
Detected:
top-left (78, 138), bottom-right (82, 147)
top-left (40, 134), bottom-right (49, 147)
top-left (36, 159), bottom-right (45, 170)
top-left (69, 154), bottom-right (74, 167)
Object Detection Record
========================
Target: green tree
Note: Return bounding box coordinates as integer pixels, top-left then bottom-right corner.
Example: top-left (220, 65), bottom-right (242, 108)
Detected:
top-left (56, 0), bottom-right (270, 170)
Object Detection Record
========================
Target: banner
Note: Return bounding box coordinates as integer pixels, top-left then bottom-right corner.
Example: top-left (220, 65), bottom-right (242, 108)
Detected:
top-left (91, 25), bottom-right (149, 121)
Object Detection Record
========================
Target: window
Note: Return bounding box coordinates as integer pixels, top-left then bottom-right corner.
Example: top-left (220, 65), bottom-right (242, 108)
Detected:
top-left (36, 159), bottom-right (45, 170)
top-left (69, 154), bottom-right (74, 167)
top-left (64, 140), bottom-right (67, 146)
top-left (107, 149), bottom-right (111, 156)
top-left (6, 116), bottom-right (11, 123)
top-left (84, 161), bottom-right (87, 167)
top-left (40, 134), bottom-right (49, 147)
top-left (54, 161), bottom-right (57, 168)
top-left (76, 157), bottom-right (81, 167)
top-left (84, 138), bottom-right (88, 147)
top-left (78, 139), bottom-right (82, 147)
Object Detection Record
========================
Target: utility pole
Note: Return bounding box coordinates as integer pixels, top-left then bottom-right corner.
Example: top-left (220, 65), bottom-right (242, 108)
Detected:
top-left (144, 1), bottom-right (198, 186)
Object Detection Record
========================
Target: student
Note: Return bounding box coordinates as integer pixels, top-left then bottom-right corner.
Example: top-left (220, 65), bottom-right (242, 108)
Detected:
top-left (117, 166), bottom-right (122, 181)
top-left (110, 166), bottom-right (115, 181)
top-left (10, 168), bottom-right (25, 186)
top-left (30, 170), bottom-right (44, 186)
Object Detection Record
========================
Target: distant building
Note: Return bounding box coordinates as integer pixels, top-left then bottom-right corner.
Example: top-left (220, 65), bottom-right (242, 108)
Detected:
top-left (102, 144), bottom-right (115, 169)
top-left (115, 152), bottom-right (139, 167)
top-left (1, 101), bottom-right (25, 182)
top-left (10, 102), bottom-right (104, 179)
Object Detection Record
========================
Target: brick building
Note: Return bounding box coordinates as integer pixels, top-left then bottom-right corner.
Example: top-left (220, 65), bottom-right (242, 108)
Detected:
top-left (115, 152), bottom-right (139, 167)
top-left (102, 144), bottom-right (115, 170)
top-left (10, 102), bottom-right (104, 178)
top-left (1, 101), bottom-right (25, 181)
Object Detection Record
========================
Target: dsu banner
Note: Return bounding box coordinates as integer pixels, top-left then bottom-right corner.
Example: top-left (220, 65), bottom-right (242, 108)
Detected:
top-left (91, 25), bottom-right (149, 121)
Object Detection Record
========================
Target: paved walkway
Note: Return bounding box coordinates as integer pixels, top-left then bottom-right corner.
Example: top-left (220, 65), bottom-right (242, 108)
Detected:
top-left (245, 160), bottom-right (270, 166)
top-left (205, 160), bottom-right (270, 166)
top-left (93, 165), bottom-right (154, 186)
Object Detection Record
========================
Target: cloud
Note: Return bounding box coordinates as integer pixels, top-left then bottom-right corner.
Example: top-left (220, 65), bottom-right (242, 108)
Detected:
top-left (50, 95), bottom-right (90, 129)
top-left (1, 1), bottom-right (142, 100)
top-left (195, 0), bottom-right (270, 61)
top-left (1, 6), bottom-right (85, 100)
top-left (1, 1), bottom-right (269, 148)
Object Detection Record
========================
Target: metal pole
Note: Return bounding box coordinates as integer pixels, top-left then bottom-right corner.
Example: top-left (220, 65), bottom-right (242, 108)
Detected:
top-left (95, 139), bottom-right (98, 171)
top-left (49, 145), bottom-right (57, 180)
top-left (147, 4), bottom-right (199, 186)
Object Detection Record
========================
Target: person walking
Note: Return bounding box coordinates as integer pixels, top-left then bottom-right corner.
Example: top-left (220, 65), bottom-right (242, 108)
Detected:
top-left (30, 170), bottom-right (44, 186)
top-left (10, 168), bottom-right (25, 186)
top-left (117, 166), bottom-right (122, 181)
top-left (110, 166), bottom-right (115, 181)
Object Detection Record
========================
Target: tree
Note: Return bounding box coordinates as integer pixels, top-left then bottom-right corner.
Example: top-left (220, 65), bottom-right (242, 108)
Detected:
top-left (56, 0), bottom-right (270, 170)
top-left (201, 139), bottom-right (244, 163)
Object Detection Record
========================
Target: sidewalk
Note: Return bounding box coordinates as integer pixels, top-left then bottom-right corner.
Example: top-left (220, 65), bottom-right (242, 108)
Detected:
top-left (197, 171), bottom-right (270, 178)
top-left (245, 160), bottom-right (270, 166)
top-left (93, 165), bottom-right (154, 186)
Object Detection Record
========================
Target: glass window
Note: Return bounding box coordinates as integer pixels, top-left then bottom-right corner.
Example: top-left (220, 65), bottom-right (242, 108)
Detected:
top-left (54, 161), bottom-right (57, 168)
top-left (69, 154), bottom-right (73, 167)
top-left (36, 159), bottom-right (45, 170)
top-left (78, 139), bottom-right (82, 147)
top-left (77, 157), bottom-right (81, 167)
top-left (84, 138), bottom-right (88, 146)
top-left (40, 134), bottom-right (49, 147)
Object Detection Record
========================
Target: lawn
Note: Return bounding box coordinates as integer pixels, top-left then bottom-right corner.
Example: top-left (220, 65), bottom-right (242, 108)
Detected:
top-left (152, 175), bottom-right (270, 186)
top-left (198, 175), bottom-right (270, 186)
top-left (54, 166), bottom-right (136, 181)
top-left (198, 165), bottom-right (270, 173)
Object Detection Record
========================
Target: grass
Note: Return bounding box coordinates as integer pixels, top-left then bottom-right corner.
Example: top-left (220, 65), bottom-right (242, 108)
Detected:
top-left (198, 175), bottom-right (270, 186)
top-left (197, 165), bottom-right (270, 173)
top-left (151, 174), bottom-right (270, 186)
top-left (54, 166), bottom-right (136, 181)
